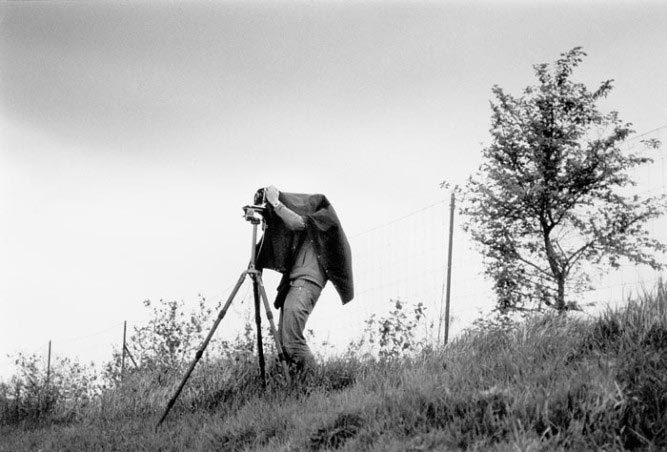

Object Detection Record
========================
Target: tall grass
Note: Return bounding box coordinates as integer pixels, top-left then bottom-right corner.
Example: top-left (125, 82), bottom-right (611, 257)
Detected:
top-left (2, 283), bottom-right (666, 451)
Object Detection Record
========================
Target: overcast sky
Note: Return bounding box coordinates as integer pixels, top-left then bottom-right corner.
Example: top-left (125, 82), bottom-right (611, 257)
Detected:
top-left (2, 1), bottom-right (666, 377)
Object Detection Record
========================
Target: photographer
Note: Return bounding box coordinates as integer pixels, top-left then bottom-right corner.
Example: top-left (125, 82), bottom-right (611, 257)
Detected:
top-left (156, 186), bottom-right (353, 426)
top-left (257, 186), bottom-right (354, 376)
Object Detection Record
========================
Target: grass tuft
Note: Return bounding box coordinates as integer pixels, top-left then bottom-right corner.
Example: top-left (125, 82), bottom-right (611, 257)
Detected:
top-left (309, 411), bottom-right (365, 450)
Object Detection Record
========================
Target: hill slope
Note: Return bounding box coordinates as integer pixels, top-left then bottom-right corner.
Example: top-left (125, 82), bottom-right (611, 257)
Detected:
top-left (2, 285), bottom-right (666, 451)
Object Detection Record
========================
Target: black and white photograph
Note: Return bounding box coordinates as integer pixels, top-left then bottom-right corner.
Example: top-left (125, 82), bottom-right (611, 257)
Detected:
top-left (1, 1), bottom-right (666, 450)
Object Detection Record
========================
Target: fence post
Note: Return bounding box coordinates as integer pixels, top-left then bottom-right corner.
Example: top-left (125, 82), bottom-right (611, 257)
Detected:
top-left (46, 340), bottom-right (51, 387)
top-left (444, 192), bottom-right (455, 345)
top-left (121, 321), bottom-right (127, 382)
top-left (124, 344), bottom-right (139, 370)
top-left (15, 385), bottom-right (21, 417)
top-left (43, 340), bottom-right (51, 411)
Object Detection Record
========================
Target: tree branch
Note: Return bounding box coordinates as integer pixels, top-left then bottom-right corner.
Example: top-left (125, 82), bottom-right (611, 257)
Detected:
top-left (565, 212), bottom-right (650, 269)
top-left (512, 252), bottom-right (553, 277)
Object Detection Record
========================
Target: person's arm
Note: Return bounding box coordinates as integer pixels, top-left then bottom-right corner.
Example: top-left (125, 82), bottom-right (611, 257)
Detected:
top-left (265, 185), bottom-right (306, 231)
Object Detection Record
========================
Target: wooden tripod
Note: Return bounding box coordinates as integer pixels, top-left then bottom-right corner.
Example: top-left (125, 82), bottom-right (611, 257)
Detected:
top-left (156, 208), bottom-right (290, 429)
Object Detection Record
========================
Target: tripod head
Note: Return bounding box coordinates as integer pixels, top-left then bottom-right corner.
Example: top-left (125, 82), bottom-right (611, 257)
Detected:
top-left (243, 204), bottom-right (266, 225)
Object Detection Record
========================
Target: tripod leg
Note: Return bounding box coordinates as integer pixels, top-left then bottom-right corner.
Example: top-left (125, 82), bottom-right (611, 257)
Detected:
top-left (156, 270), bottom-right (247, 430)
top-left (254, 273), bottom-right (292, 383)
top-left (252, 277), bottom-right (266, 387)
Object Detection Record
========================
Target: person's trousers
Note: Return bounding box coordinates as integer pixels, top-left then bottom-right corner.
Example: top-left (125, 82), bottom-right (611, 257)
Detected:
top-left (278, 279), bottom-right (322, 369)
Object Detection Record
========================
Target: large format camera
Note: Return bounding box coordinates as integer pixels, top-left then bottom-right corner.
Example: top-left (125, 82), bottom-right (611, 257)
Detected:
top-left (243, 188), bottom-right (268, 225)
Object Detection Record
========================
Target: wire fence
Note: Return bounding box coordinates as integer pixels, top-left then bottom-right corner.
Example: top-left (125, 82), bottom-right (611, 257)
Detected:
top-left (3, 126), bottom-right (666, 380)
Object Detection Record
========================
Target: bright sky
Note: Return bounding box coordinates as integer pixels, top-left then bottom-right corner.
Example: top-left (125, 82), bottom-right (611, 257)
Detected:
top-left (2, 1), bottom-right (666, 378)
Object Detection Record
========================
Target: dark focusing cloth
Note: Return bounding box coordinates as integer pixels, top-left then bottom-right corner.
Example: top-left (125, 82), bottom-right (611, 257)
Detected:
top-left (256, 192), bottom-right (354, 309)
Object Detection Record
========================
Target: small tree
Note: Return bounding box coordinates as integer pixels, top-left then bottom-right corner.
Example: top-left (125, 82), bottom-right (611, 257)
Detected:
top-left (463, 47), bottom-right (666, 312)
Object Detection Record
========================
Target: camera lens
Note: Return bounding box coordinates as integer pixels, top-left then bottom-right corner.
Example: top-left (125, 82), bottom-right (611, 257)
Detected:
top-left (254, 188), bottom-right (265, 206)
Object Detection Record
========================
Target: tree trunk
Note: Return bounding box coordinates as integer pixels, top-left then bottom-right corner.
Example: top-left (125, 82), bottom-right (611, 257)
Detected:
top-left (541, 220), bottom-right (566, 311)
top-left (555, 275), bottom-right (566, 312)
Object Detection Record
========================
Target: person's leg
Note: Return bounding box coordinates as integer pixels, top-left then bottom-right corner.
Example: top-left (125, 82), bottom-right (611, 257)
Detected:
top-left (279, 279), bottom-right (322, 371)
top-left (278, 304), bottom-right (285, 359)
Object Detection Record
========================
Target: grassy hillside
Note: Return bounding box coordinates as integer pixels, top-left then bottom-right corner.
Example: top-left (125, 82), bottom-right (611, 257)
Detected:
top-left (2, 284), bottom-right (666, 451)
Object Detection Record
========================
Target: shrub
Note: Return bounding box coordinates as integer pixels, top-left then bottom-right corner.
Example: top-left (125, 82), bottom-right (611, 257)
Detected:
top-left (103, 295), bottom-right (262, 386)
top-left (348, 299), bottom-right (428, 360)
top-left (0, 352), bottom-right (100, 425)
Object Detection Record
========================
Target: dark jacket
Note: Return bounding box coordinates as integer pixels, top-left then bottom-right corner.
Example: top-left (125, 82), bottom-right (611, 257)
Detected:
top-left (256, 192), bottom-right (354, 308)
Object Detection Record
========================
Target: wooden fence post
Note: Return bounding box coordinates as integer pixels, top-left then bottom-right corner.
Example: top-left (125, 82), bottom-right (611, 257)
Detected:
top-left (121, 321), bottom-right (127, 382)
top-left (444, 192), bottom-right (455, 345)
top-left (46, 340), bottom-right (51, 387)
